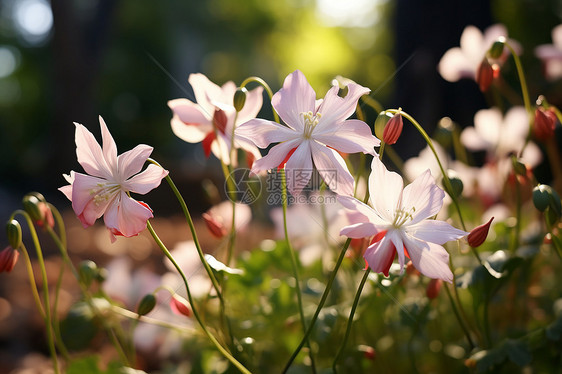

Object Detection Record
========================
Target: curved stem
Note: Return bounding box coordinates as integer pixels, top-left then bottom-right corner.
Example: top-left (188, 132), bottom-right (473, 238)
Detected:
top-left (280, 168), bottom-right (317, 373)
top-left (146, 221), bottom-right (251, 374)
top-left (240, 76), bottom-right (279, 123)
top-left (332, 269), bottom-right (371, 372)
top-left (12, 211), bottom-right (60, 374)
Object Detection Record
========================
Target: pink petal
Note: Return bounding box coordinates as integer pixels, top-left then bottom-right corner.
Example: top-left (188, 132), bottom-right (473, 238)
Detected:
top-left (316, 83), bottom-right (370, 125)
top-left (368, 157), bottom-right (403, 223)
top-left (251, 139), bottom-right (302, 174)
top-left (310, 141), bottom-right (354, 196)
top-left (125, 164), bottom-right (168, 195)
top-left (402, 235), bottom-right (453, 282)
top-left (340, 222), bottom-right (378, 238)
top-left (473, 108), bottom-right (502, 147)
top-left (313, 119), bottom-right (379, 155)
top-left (117, 144), bottom-right (154, 180)
top-left (103, 191), bottom-right (153, 238)
top-left (75, 123), bottom-right (112, 179)
top-left (364, 235), bottom-right (396, 277)
top-left (460, 126), bottom-right (487, 151)
top-left (236, 119), bottom-right (299, 148)
top-left (71, 172), bottom-right (116, 226)
top-left (284, 140), bottom-right (313, 195)
top-left (401, 169), bottom-right (445, 225)
top-left (168, 99), bottom-right (213, 143)
top-left (459, 25), bottom-right (485, 66)
top-left (188, 73), bottom-right (223, 118)
top-left (59, 172), bottom-right (75, 201)
top-left (99, 116), bottom-right (118, 174)
top-left (552, 24), bottom-right (562, 50)
top-left (438, 47), bottom-right (475, 81)
top-left (272, 70), bottom-right (316, 132)
top-left (407, 219), bottom-right (467, 245)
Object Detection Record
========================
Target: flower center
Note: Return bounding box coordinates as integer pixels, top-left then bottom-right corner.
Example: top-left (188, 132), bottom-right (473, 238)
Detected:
top-left (392, 207), bottom-right (415, 228)
top-left (301, 111), bottom-right (321, 139)
top-left (90, 183), bottom-right (122, 206)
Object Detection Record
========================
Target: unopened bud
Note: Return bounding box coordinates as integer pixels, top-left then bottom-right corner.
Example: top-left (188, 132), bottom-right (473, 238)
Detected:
top-left (548, 188), bottom-right (562, 220)
top-left (202, 212), bottom-right (227, 239)
top-left (426, 278), bottom-right (442, 299)
top-left (170, 294), bottom-right (191, 317)
top-left (467, 217), bottom-right (494, 247)
top-left (79, 260), bottom-right (98, 287)
top-left (0, 246), bottom-right (19, 273)
top-left (137, 294), bottom-right (157, 316)
top-left (446, 170), bottom-right (464, 199)
top-left (6, 220), bottom-right (22, 249)
top-left (382, 110), bottom-right (403, 145)
top-left (374, 111), bottom-right (392, 140)
top-left (511, 158), bottom-right (527, 177)
top-left (233, 87), bottom-right (247, 112)
top-left (358, 345), bottom-right (376, 360)
top-left (22, 194), bottom-right (43, 223)
top-left (476, 58), bottom-right (494, 92)
top-left (488, 38), bottom-right (505, 59)
top-left (534, 107), bottom-right (557, 141)
top-left (533, 184), bottom-right (552, 212)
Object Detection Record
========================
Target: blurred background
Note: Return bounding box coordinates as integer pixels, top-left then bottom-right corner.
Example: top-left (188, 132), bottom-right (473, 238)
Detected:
top-left (0, 0), bottom-right (562, 371)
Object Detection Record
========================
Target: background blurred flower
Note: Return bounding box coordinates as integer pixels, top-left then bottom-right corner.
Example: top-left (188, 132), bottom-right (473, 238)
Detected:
top-left (535, 24), bottom-right (562, 81)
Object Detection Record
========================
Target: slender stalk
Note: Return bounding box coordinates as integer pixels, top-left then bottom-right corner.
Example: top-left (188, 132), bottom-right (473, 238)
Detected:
top-left (332, 269), bottom-right (371, 372)
top-left (280, 168), bottom-right (317, 373)
top-left (19, 244), bottom-right (45, 318)
top-left (52, 264), bottom-right (70, 360)
top-left (240, 76), bottom-right (279, 123)
top-left (146, 221), bottom-right (251, 374)
top-left (443, 284), bottom-right (475, 350)
top-left (282, 238), bottom-right (352, 373)
top-left (12, 212), bottom-right (60, 374)
top-left (110, 305), bottom-right (198, 334)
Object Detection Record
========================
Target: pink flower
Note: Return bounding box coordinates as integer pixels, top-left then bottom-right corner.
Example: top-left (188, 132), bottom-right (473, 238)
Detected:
top-left (438, 24), bottom-right (517, 83)
top-left (236, 70), bottom-right (380, 196)
top-left (168, 73), bottom-right (263, 166)
top-left (202, 201), bottom-right (252, 239)
top-left (339, 157), bottom-right (467, 282)
top-left (0, 246), bottom-right (19, 273)
top-left (59, 116), bottom-right (168, 242)
top-left (535, 25), bottom-right (562, 81)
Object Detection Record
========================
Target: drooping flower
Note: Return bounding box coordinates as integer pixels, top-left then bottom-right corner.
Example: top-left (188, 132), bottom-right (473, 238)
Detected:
top-left (202, 200), bottom-right (252, 239)
top-left (534, 106), bottom-right (557, 141)
top-left (236, 70), bottom-right (380, 196)
top-left (168, 73), bottom-right (263, 166)
top-left (438, 24), bottom-right (517, 84)
top-left (339, 157), bottom-right (467, 282)
top-left (535, 24), bottom-right (562, 81)
top-left (59, 116), bottom-right (168, 242)
top-left (0, 246), bottom-right (19, 273)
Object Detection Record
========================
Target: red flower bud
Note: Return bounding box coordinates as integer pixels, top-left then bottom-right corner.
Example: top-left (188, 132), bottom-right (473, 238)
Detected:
top-left (426, 278), bottom-right (442, 299)
top-left (382, 112), bottom-right (403, 145)
top-left (476, 58), bottom-right (495, 92)
top-left (0, 246), bottom-right (19, 273)
top-left (170, 294), bottom-right (191, 317)
top-left (467, 217), bottom-right (494, 247)
top-left (358, 345), bottom-right (376, 361)
top-left (202, 212), bottom-right (227, 239)
top-left (534, 107), bottom-right (557, 141)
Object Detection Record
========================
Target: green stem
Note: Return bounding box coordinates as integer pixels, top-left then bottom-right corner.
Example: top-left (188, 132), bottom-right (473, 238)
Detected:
top-left (332, 269), bottom-right (371, 372)
top-left (282, 238), bottom-right (352, 373)
top-left (280, 168), bottom-right (317, 373)
top-left (443, 283), bottom-right (475, 350)
top-left (52, 263), bottom-right (70, 360)
top-left (12, 211), bottom-right (60, 374)
top-left (240, 76), bottom-right (279, 123)
top-left (146, 221), bottom-right (251, 374)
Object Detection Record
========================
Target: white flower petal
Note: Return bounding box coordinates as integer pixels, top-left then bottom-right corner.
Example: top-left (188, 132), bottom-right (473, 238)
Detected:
top-left (407, 219), bottom-right (467, 245)
top-left (272, 70), bottom-right (316, 132)
top-left (75, 123), bottom-right (112, 179)
top-left (284, 140), bottom-right (313, 195)
top-left (236, 119), bottom-right (299, 148)
top-left (369, 157), bottom-right (402, 222)
top-left (250, 138), bottom-right (302, 174)
top-left (310, 142), bottom-right (354, 196)
top-left (401, 169), bottom-right (445, 225)
top-left (403, 235), bottom-right (453, 282)
top-left (313, 119), bottom-right (379, 155)
top-left (117, 144), bottom-right (154, 181)
top-left (316, 83), bottom-right (370, 125)
top-left (125, 164), bottom-right (168, 195)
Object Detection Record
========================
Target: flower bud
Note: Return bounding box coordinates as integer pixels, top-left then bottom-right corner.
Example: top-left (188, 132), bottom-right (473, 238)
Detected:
top-left (533, 184), bottom-right (551, 212)
top-left (374, 111), bottom-right (392, 140)
top-left (79, 260), bottom-right (98, 287)
top-left (467, 217), bottom-right (494, 247)
top-left (426, 278), bottom-right (442, 299)
top-left (0, 246), bottom-right (19, 273)
top-left (476, 58), bottom-right (494, 92)
top-left (22, 194), bottom-right (43, 223)
top-left (488, 38), bottom-right (505, 59)
top-left (233, 87), bottom-right (247, 112)
top-left (202, 212), bottom-right (227, 239)
top-left (446, 170), bottom-right (463, 199)
top-left (534, 107), bottom-right (557, 141)
top-left (382, 111), bottom-right (403, 145)
top-left (358, 345), bottom-right (376, 360)
top-left (6, 220), bottom-right (22, 249)
top-left (511, 158), bottom-right (527, 177)
top-left (170, 294), bottom-right (191, 317)
top-left (137, 294), bottom-right (157, 316)
top-left (548, 188), bottom-right (562, 220)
